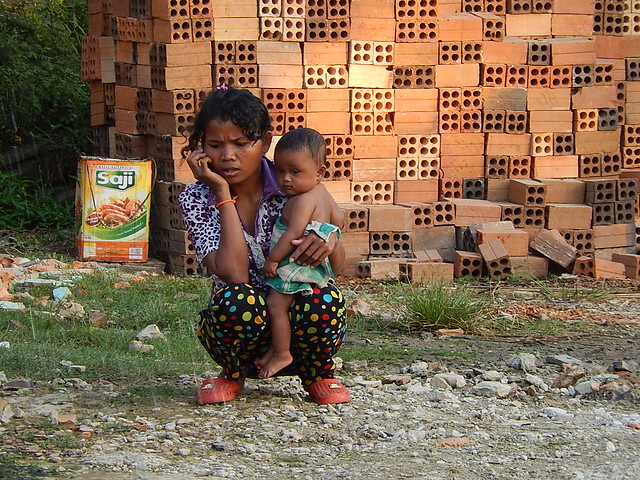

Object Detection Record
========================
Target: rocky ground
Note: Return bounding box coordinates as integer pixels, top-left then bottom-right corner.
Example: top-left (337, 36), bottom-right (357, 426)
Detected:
top-left (1, 274), bottom-right (640, 480)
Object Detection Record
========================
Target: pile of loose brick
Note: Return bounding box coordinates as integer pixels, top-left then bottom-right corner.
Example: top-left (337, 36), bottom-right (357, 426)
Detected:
top-left (82, 0), bottom-right (640, 280)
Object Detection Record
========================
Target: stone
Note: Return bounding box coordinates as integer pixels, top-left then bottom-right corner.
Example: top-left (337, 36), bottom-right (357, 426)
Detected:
top-left (135, 324), bottom-right (165, 341)
top-left (545, 354), bottom-right (585, 366)
top-left (0, 301), bottom-right (25, 310)
top-left (129, 340), bottom-right (154, 353)
top-left (551, 365), bottom-right (587, 388)
top-left (506, 353), bottom-right (540, 373)
top-left (403, 361), bottom-right (438, 376)
top-left (2, 379), bottom-right (33, 390)
top-left (88, 311), bottom-right (108, 328)
top-left (574, 381), bottom-right (599, 395)
top-left (525, 373), bottom-right (549, 392)
top-left (471, 381), bottom-right (512, 398)
top-left (382, 375), bottom-right (412, 385)
top-left (0, 400), bottom-right (13, 424)
top-left (52, 286), bottom-right (72, 301)
top-left (347, 298), bottom-right (372, 316)
top-left (541, 407), bottom-right (569, 418)
top-left (611, 361), bottom-right (634, 373)
top-left (482, 370), bottom-right (504, 381)
top-left (343, 360), bottom-right (368, 371)
top-left (432, 373), bottom-right (467, 389)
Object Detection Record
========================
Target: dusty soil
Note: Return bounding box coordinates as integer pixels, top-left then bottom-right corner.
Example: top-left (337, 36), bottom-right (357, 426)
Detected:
top-left (2, 277), bottom-right (640, 480)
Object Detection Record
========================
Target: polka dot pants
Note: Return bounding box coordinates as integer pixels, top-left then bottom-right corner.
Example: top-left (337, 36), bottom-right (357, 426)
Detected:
top-left (195, 282), bottom-right (347, 387)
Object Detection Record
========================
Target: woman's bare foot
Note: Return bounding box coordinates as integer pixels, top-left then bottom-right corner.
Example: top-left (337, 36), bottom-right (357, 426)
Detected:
top-left (255, 347), bottom-right (273, 369)
top-left (258, 351), bottom-right (293, 379)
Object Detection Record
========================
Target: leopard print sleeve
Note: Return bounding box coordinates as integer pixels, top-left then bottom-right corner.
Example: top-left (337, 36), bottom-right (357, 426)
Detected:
top-left (178, 182), bottom-right (220, 264)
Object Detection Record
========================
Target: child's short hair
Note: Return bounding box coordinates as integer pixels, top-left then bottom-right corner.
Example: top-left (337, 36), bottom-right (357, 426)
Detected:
top-left (274, 128), bottom-right (326, 168)
top-left (183, 86), bottom-right (271, 157)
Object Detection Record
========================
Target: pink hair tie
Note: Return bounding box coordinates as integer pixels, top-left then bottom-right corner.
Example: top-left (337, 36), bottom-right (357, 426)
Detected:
top-left (216, 83), bottom-right (229, 90)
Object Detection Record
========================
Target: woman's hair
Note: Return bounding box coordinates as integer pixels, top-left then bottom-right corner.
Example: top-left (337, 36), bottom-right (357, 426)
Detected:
top-left (274, 128), bottom-right (327, 168)
top-left (181, 86), bottom-right (272, 158)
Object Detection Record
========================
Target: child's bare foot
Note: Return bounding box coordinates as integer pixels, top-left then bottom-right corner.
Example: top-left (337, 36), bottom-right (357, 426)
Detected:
top-left (255, 348), bottom-right (273, 369)
top-left (258, 351), bottom-right (293, 379)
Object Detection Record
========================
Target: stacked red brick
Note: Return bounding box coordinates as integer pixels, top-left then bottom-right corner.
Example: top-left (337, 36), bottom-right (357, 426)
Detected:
top-left (81, 0), bottom-right (640, 278)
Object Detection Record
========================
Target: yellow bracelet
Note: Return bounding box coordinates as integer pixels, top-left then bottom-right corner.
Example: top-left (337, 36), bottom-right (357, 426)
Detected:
top-left (215, 196), bottom-right (237, 208)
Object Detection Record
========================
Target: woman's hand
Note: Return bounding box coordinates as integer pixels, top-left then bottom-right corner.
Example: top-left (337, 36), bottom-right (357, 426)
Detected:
top-left (185, 147), bottom-right (231, 198)
top-left (289, 231), bottom-right (338, 268)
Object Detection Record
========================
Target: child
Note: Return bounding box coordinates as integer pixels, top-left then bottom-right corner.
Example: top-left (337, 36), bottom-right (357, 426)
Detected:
top-left (256, 128), bottom-right (345, 379)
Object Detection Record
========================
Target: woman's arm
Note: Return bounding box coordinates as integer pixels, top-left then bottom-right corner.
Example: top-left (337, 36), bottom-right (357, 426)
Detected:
top-left (184, 147), bottom-right (249, 283)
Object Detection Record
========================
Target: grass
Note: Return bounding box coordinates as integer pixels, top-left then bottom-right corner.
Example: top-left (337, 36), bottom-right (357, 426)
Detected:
top-left (401, 282), bottom-right (492, 333)
top-left (0, 271), bottom-right (214, 383)
top-left (531, 276), bottom-right (613, 302)
top-left (492, 314), bottom-right (573, 336)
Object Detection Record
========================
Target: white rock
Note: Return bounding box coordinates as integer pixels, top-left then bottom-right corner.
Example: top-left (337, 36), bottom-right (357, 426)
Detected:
top-left (405, 361), bottom-right (432, 377)
top-left (0, 403), bottom-right (13, 424)
top-left (357, 379), bottom-right (382, 388)
top-left (135, 324), bottom-right (165, 341)
top-left (525, 373), bottom-right (549, 392)
top-left (605, 440), bottom-right (616, 452)
top-left (506, 353), bottom-right (539, 373)
top-left (482, 370), bottom-right (504, 381)
top-left (0, 301), bottom-right (25, 310)
top-left (406, 383), bottom-right (431, 394)
top-left (426, 390), bottom-right (459, 402)
top-left (541, 407), bottom-right (569, 418)
top-left (574, 381), bottom-right (597, 395)
top-left (432, 373), bottom-right (466, 389)
top-left (471, 381), bottom-right (512, 398)
top-left (430, 376), bottom-right (452, 390)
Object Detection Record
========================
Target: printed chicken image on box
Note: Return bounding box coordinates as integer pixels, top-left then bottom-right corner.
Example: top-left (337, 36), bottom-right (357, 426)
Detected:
top-left (76, 156), bottom-right (153, 262)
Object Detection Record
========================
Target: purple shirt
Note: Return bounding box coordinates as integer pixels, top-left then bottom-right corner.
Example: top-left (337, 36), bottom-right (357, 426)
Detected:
top-left (178, 157), bottom-right (287, 292)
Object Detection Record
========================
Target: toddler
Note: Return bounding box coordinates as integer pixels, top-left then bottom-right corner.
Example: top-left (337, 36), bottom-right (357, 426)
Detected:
top-left (256, 128), bottom-right (345, 378)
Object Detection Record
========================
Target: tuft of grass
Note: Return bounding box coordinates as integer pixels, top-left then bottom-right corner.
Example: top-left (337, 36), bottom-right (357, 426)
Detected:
top-left (401, 283), bottom-right (491, 333)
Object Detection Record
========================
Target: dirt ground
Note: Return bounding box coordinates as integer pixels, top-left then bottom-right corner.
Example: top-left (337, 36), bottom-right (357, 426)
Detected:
top-left (2, 277), bottom-right (640, 480)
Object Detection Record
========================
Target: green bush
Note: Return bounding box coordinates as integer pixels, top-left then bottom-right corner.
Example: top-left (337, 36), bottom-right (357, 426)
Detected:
top-left (404, 283), bottom-right (491, 333)
top-left (0, 0), bottom-right (90, 185)
top-left (0, 170), bottom-right (73, 231)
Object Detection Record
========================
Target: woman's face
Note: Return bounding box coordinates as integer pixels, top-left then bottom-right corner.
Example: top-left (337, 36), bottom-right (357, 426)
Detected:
top-left (203, 119), bottom-right (272, 186)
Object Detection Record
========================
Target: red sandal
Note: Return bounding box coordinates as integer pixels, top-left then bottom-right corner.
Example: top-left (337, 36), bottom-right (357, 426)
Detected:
top-left (197, 378), bottom-right (241, 405)
top-left (308, 379), bottom-right (351, 405)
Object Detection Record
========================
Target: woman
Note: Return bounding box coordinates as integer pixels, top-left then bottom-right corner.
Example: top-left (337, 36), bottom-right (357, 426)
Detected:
top-left (178, 86), bottom-right (350, 405)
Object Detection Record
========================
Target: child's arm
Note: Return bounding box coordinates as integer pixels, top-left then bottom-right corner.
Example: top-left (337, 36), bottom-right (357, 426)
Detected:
top-left (267, 194), bottom-right (317, 265)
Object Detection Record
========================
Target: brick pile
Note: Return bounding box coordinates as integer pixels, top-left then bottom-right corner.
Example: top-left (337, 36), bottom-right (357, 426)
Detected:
top-left (82, 0), bottom-right (640, 279)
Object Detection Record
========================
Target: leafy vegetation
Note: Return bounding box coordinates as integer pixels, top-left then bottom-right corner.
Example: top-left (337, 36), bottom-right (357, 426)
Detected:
top-left (0, 0), bottom-right (90, 186)
top-left (403, 282), bottom-right (492, 333)
top-left (0, 171), bottom-right (74, 231)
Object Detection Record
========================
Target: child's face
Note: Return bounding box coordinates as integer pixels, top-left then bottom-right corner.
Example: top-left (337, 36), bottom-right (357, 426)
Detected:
top-left (273, 148), bottom-right (324, 196)
top-left (203, 119), bottom-right (271, 185)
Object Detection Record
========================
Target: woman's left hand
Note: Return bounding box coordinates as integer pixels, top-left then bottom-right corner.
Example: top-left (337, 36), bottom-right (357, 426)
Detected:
top-left (289, 232), bottom-right (337, 267)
